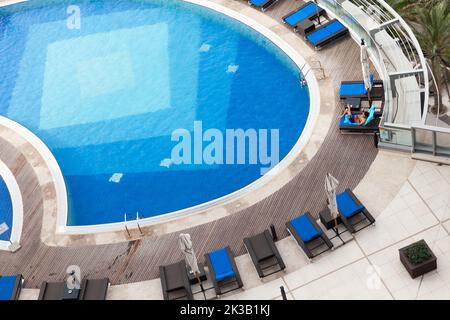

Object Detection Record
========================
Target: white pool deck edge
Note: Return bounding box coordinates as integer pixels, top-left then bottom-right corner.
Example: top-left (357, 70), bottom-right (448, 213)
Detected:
top-left (0, 159), bottom-right (23, 251)
top-left (0, 0), bottom-right (324, 239)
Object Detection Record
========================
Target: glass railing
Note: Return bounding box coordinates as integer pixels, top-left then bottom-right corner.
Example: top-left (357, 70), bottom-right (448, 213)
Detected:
top-left (413, 125), bottom-right (450, 157)
top-left (379, 122), bottom-right (412, 149)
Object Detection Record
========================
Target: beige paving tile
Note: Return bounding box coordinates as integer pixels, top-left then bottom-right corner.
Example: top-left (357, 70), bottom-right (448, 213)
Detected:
top-left (290, 259), bottom-right (392, 300)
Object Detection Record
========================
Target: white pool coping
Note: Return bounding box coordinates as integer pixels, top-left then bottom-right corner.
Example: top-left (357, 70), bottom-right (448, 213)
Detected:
top-left (0, 159), bottom-right (23, 251)
top-left (0, 0), bottom-right (320, 236)
top-left (0, 115), bottom-right (69, 233)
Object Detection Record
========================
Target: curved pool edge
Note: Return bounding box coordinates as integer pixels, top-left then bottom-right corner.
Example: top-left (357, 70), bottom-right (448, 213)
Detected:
top-left (54, 0), bottom-right (321, 236)
top-left (0, 158), bottom-right (24, 251)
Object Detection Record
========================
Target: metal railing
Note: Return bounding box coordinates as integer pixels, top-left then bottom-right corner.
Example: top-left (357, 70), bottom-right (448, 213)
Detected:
top-left (412, 124), bottom-right (450, 157)
top-left (319, 0), bottom-right (429, 151)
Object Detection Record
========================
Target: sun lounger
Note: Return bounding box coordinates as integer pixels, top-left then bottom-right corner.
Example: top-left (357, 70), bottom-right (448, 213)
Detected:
top-left (205, 246), bottom-right (243, 296)
top-left (0, 274), bottom-right (23, 300)
top-left (248, 0), bottom-right (279, 11)
top-left (282, 1), bottom-right (326, 29)
top-left (244, 230), bottom-right (286, 278)
top-left (286, 212), bottom-right (333, 261)
top-left (339, 105), bottom-right (382, 134)
top-left (305, 19), bottom-right (348, 49)
top-left (336, 189), bottom-right (375, 234)
top-left (39, 278), bottom-right (109, 300)
top-left (38, 281), bottom-right (66, 300)
top-left (160, 261), bottom-right (194, 300)
top-left (79, 278), bottom-right (109, 300)
top-left (340, 76), bottom-right (384, 101)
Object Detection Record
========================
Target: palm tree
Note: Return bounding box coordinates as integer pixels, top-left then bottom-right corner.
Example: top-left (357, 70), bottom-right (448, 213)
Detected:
top-left (415, 2), bottom-right (450, 112)
top-left (386, 0), bottom-right (450, 112)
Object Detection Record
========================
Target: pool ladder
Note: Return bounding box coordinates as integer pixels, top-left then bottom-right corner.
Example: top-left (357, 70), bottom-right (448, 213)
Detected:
top-left (300, 60), bottom-right (326, 83)
top-left (124, 212), bottom-right (145, 238)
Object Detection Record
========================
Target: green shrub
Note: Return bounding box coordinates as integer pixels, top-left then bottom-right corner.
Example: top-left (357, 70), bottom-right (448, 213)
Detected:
top-left (405, 242), bottom-right (432, 265)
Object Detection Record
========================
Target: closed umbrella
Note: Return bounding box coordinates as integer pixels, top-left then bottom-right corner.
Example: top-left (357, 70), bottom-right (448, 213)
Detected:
top-left (66, 265), bottom-right (81, 291)
top-left (325, 173), bottom-right (340, 231)
top-left (179, 233), bottom-right (204, 296)
top-left (360, 39), bottom-right (372, 104)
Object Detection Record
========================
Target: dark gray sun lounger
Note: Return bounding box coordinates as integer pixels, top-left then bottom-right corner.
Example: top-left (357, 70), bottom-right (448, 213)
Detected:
top-left (38, 281), bottom-right (66, 300)
top-left (336, 189), bottom-right (375, 234)
top-left (160, 261), bottom-right (193, 300)
top-left (244, 230), bottom-right (286, 278)
top-left (305, 19), bottom-right (349, 49)
top-left (282, 1), bottom-right (326, 29)
top-left (79, 278), bottom-right (110, 300)
top-left (39, 278), bottom-right (109, 300)
top-left (205, 246), bottom-right (243, 296)
top-left (0, 274), bottom-right (23, 300)
top-left (248, 0), bottom-right (279, 11)
top-left (286, 212), bottom-right (333, 261)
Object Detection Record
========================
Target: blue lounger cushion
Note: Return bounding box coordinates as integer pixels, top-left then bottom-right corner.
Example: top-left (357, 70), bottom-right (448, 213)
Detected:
top-left (340, 73), bottom-right (374, 96)
top-left (284, 2), bottom-right (318, 26)
top-left (290, 214), bottom-right (322, 242)
top-left (337, 191), bottom-right (365, 218)
top-left (307, 20), bottom-right (346, 45)
top-left (208, 248), bottom-right (236, 282)
top-left (0, 276), bottom-right (18, 300)
top-left (249, 0), bottom-right (269, 7)
top-left (340, 83), bottom-right (367, 96)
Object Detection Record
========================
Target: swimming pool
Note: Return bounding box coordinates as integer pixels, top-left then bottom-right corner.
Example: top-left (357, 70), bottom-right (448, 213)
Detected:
top-left (0, 0), bottom-right (311, 227)
top-left (0, 177), bottom-right (13, 241)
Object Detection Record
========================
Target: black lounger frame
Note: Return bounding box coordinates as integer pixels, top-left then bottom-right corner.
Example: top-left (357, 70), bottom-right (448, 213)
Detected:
top-left (160, 261), bottom-right (194, 300)
top-left (205, 246), bottom-right (243, 296)
top-left (38, 281), bottom-right (65, 300)
top-left (282, 1), bottom-right (326, 30)
top-left (306, 19), bottom-right (349, 49)
top-left (248, 0), bottom-right (279, 12)
top-left (286, 212), bottom-right (333, 261)
top-left (79, 278), bottom-right (110, 300)
top-left (243, 230), bottom-right (286, 278)
top-left (338, 189), bottom-right (375, 234)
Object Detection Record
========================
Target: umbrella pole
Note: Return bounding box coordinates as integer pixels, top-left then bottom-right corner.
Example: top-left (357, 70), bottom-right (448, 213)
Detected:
top-left (315, 1), bottom-right (321, 25)
top-left (195, 272), bottom-right (206, 300)
top-left (367, 88), bottom-right (371, 107)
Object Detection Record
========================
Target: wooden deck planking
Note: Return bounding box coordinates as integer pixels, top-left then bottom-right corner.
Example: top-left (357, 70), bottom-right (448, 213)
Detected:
top-left (0, 0), bottom-right (379, 288)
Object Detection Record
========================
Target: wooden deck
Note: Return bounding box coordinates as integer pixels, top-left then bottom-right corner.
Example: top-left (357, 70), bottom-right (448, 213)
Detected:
top-left (0, 0), bottom-right (379, 288)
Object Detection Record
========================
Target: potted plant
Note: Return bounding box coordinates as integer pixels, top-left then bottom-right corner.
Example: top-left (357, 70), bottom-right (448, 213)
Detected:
top-left (399, 239), bottom-right (437, 279)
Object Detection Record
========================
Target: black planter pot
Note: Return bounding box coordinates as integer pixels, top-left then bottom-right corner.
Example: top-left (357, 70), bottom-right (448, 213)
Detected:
top-left (399, 239), bottom-right (437, 279)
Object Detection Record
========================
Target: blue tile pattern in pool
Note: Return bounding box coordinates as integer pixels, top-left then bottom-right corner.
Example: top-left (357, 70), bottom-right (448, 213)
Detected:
top-left (0, 177), bottom-right (13, 240)
top-left (0, 0), bottom-right (310, 226)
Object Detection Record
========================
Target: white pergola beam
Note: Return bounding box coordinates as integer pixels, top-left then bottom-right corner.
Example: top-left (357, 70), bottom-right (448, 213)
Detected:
top-left (369, 18), bottom-right (400, 35)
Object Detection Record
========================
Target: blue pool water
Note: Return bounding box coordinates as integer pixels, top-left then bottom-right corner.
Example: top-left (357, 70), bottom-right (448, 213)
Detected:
top-left (0, 0), bottom-right (310, 226)
top-left (0, 177), bottom-right (13, 240)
